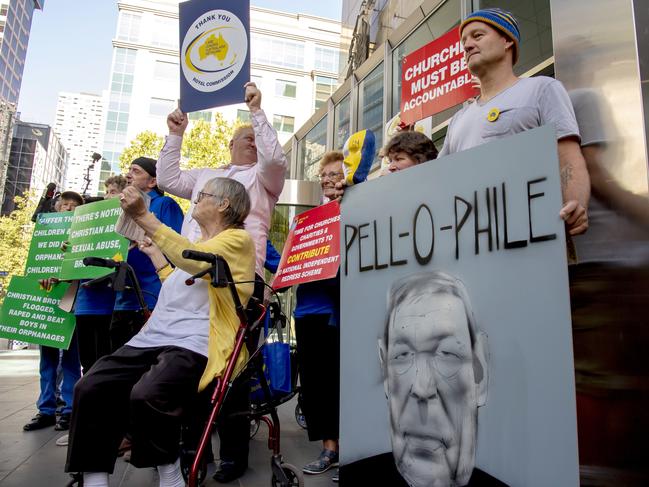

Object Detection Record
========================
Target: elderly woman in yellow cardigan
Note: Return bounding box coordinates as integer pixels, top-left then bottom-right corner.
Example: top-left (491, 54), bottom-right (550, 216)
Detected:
top-left (65, 177), bottom-right (255, 487)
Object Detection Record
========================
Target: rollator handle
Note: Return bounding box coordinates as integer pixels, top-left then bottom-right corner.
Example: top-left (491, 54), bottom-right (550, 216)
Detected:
top-left (183, 249), bottom-right (228, 288)
top-left (82, 256), bottom-right (119, 268)
top-left (182, 249), bottom-right (217, 263)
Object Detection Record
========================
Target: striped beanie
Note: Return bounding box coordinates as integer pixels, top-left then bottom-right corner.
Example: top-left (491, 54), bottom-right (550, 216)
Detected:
top-left (460, 8), bottom-right (520, 64)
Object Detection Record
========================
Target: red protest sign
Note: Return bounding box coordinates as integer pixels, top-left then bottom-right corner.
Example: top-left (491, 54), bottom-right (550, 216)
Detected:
top-left (272, 201), bottom-right (340, 289)
top-left (400, 28), bottom-right (478, 125)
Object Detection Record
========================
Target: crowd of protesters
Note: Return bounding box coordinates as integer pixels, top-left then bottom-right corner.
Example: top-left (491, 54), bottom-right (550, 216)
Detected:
top-left (12, 6), bottom-right (605, 486)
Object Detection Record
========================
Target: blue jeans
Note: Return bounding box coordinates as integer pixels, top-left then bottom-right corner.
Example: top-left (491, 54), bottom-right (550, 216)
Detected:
top-left (37, 334), bottom-right (81, 416)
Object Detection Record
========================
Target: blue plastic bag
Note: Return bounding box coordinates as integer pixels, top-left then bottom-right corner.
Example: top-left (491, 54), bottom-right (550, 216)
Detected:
top-left (250, 313), bottom-right (291, 402)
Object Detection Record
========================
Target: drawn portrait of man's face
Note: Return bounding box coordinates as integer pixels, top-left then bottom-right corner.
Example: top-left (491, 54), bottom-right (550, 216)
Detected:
top-left (379, 273), bottom-right (489, 487)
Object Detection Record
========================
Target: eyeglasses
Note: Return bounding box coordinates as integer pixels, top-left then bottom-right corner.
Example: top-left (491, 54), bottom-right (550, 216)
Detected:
top-left (318, 171), bottom-right (344, 181)
top-left (196, 191), bottom-right (218, 203)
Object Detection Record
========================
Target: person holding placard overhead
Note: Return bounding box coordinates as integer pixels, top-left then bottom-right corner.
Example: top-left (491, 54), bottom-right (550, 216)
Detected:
top-left (159, 82), bottom-right (288, 482)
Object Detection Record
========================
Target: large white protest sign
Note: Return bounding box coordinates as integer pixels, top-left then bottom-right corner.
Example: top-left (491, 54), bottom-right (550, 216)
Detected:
top-left (339, 126), bottom-right (578, 486)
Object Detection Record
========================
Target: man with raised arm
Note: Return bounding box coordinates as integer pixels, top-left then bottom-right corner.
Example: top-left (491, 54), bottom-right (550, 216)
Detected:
top-left (157, 82), bottom-right (288, 483)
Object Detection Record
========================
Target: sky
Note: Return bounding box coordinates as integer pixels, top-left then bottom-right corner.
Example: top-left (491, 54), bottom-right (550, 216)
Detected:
top-left (17, 0), bottom-right (343, 126)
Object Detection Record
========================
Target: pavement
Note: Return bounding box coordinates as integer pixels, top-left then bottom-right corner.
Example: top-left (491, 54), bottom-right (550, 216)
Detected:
top-left (0, 350), bottom-right (337, 487)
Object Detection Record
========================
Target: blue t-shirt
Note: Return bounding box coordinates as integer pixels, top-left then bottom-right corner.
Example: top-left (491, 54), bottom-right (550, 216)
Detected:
top-left (114, 190), bottom-right (184, 311)
top-left (293, 274), bottom-right (340, 326)
top-left (74, 279), bottom-right (115, 316)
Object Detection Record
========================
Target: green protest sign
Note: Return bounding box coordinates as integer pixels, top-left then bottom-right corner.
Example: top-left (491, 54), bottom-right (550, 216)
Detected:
top-left (0, 276), bottom-right (76, 349)
top-left (59, 198), bottom-right (129, 280)
top-left (24, 211), bottom-right (74, 279)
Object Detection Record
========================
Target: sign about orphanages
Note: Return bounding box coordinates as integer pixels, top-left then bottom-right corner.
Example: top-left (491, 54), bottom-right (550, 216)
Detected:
top-left (179, 0), bottom-right (251, 112)
top-left (24, 211), bottom-right (74, 279)
top-left (400, 27), bottom-right (477, 125)
top-left (272, 200), bottom-right (341, 289)
top-left (59, 198), bottom-right (129, 280)
top-left (0, 276), bottom-right (76, 349)
top-left (338, 126), bottom-right (579, 486)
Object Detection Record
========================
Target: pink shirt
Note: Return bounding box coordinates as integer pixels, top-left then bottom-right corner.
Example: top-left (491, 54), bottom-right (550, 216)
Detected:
top-left (156, 109), bottom-right (288, 275)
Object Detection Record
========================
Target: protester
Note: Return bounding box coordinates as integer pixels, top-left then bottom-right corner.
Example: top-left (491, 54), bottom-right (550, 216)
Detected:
top-left (109, 157), bottom-right (183, 351)
top-left (23, 191), bottom-right (84, 433)
top-left (293, 151), bottom-right (342, 478)
top-left (74, 175), bottom-right (126, 375)
top-left (159, 82), bottom-right (288, 482)
top-left (382, 131), bottom-right (438, 174)
top-left (56, 177), bottom-right (128, 448)
top-left (438, 7), bottom-right (590, 235)
top-left (64, 177), bottom-right (256, 487)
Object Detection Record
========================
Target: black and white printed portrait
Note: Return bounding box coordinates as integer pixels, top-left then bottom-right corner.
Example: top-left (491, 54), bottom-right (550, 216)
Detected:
top-left (378, 271), bottom-right (490, 487)
top-left (340, 130), bottom-right (580, 487)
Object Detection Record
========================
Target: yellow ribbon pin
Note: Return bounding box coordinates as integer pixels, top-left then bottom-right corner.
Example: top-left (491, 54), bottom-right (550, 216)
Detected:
top-left (487, 108), bottom-right (500, 122)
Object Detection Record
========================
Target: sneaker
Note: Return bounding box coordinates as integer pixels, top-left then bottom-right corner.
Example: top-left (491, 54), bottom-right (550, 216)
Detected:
top-left (23, 413), bottom-right (56, 431)
top-left (55, 413), bottom-right (71, 431)
top-left (332, 468), bottom-right (339, 483)
top-left (56, 434), bottom-right (69, 446)
top-left (303, 449), bottom-right (338, 475)
top-left (213, 460), bottom-right (247, 483)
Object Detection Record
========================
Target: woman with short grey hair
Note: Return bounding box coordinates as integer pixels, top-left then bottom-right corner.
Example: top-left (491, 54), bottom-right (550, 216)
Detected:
top-left (65, 177), bottom-right (256, 487)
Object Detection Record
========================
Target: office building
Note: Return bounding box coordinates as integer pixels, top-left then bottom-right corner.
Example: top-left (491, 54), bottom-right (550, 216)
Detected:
top-left (54, 91), bottom-right (105, 195)
top-left (288, 0), bottom-right (649, 483)
top-left (0, 0), bottom-right (43, 210)
top-left (1, 120), bottom-right (66, 214)
top-left (98, 0), bottom-right (343, 189)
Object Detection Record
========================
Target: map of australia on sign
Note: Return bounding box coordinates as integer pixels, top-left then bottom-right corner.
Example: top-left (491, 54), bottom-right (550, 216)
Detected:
top-left (199, 33), bottom-right (229, 61)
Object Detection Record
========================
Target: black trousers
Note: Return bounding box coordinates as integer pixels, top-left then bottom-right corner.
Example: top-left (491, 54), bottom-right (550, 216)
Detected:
top-left (65, 345), bottom-right (207, 473)
top-left (75, 314), bottom-right (111, 374)
top-left (215, 274), bottom-right (264, 465)
top-left (109, 310), bottom-right (147, 352)
top-left (295, 314), bottom-right (340, 442)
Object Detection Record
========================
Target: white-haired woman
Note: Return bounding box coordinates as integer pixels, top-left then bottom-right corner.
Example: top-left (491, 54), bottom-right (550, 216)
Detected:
top-left (65, 177), bottom-right (256, 487)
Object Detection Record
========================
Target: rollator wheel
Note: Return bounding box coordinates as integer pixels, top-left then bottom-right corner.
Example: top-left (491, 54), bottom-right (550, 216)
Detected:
top-left (294, 404), bottom-right (307, 430)
top-left (250, 418), bottom-right (260, 439)
top-left (270, 462), bottom-right (303, 487)
top-left (65, 473), bottom-right (83, 486)
top-left (180, 453), bottom-right (208, 486)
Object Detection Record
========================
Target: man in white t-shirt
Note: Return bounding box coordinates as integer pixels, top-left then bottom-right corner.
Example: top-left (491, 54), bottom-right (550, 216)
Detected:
top-left (439, 8), bottom-right (590, 236)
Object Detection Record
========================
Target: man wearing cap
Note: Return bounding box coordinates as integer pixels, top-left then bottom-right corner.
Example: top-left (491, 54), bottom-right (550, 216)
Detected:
top-left (158, 82), bottom-right (288, 482)
top-left (439, 8), bottom-right (590, 237)
top-left (109, 157), bottom-right (184, 350)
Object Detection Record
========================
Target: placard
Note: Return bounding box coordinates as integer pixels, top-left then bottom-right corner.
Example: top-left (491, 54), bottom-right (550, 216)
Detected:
top-left (59, 198), bottom-right (129, 280)
top-left (339, 127), bottom-right (579, 486)
top-left (179, 0), bottom-right (251, 112)
top-left (0, 276), bottom-right (76, 349)
top-left (272, 201), bottom-right (341, 289)
top-left (400, 28), bottom-right (478, 125)
top-left (24, 211), bottom-right (74, 279)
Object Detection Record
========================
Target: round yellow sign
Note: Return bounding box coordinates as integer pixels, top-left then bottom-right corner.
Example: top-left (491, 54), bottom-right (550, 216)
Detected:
top-left (487, 108), bottom-right (500, 122)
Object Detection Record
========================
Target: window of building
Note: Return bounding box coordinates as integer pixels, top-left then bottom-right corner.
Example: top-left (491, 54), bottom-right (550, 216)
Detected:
top-left (149, 97), bottom-right (175, 117)
top-left (334, 93), bottom-right (351, 150)
top-left (314, 46), bottom-right (340, 72)
top-left (391, 0), bottom-right (459, 118)
top-left (237, 109), bottom-right (251, 123)
top-left (297, 115), bottom-right (327, 181)
top-left (275, 79), bottom-right (296, 98)
top-left (0, 5), bottom-right (7, 16)
top-left (315, 76), bottom-right (337, 111)
top-left (251, 34), bottom-right (305, 70)
top-left (358, 63), bottom-right (384, 165)
top-left (273, 115), bottom-right (295, 133)
top-left (152, 16), bottom-right (179, 50)
top-left (189, 111), bottom-right (212, 122)
top-left (118, 12), bottom-right (141, 43)
top-left (480, 0), bottom-right (553, 76)
top-left (154, 60), bottom-right (177, 80)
